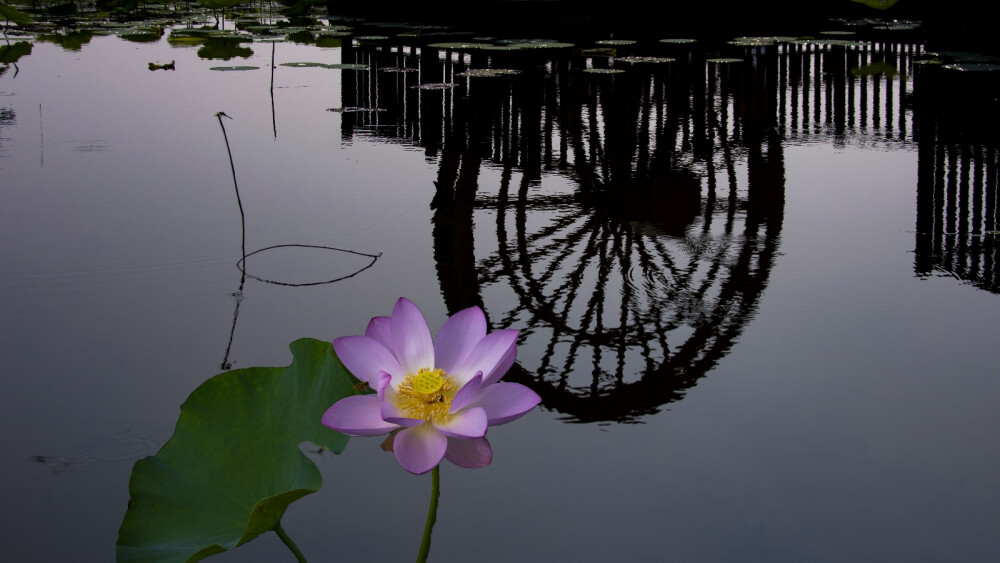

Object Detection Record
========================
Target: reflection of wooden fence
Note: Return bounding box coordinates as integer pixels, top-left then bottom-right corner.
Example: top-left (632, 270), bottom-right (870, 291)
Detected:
top-left (775, 40), bottom-right (921, 145)
top-left (911, 55), bottom-right (1000, 293)
top-left (334, 34), bottom-right (998, 419)
top-left (915, 132), bottom-right (999, 293)
top-left (337, 37), bottom-right (928, 161)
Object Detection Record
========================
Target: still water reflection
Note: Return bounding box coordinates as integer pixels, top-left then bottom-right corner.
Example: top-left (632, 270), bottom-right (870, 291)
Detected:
top-left (2, 13), bottom-right (999, 563)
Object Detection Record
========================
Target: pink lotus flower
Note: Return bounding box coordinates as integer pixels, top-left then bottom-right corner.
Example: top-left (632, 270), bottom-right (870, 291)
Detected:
top-left (322, 297), bottom-right (541, 474)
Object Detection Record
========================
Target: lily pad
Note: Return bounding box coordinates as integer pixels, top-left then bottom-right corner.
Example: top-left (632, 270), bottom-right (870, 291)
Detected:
top-left (0, 42), bottom-right (32, 65)
top-left (728, 38), bottom-right (775, 47)
top-left (505, 41), bottom-right (574, 50)
top-left (327, 106), bottom-right (387, 112)
top-left (851, 62), bottom-right (898, 77)
top-left (580, 48), bottom-right (617, 57)
top-left (582, 68), bottom-right (626, 75)
top-left (280, 62), bottom-right (369, 70)
top-left (943, 63), bottom-right (1000, 72)
top-left (658, 38), bottom-right (696, 44)
top-left (615, 56), bottom-right (675, 64)
top-left (706, 58), bottom-right (742, 64)
top-left (210, 66), bottom-right (260, 71)
top-left (456, 68), bottom-right (521, 77)
top-left (851, 0), bottom-right (900, 8)
top-left (426, 42), bottom-right (494, 50)
top-left (595, 39), bottom-right (637, 46)
top-left (327, 63), bottom-right (370, 70)
top-left (116, 338), bottom-right (358, 563)
top-left (414, 82), bottom-right (457, 90)
top-left (0, 3), bottom-right (32, 24)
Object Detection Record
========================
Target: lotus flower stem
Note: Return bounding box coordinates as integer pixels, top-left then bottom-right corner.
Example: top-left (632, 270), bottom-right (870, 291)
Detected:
top-left (416, 465), bottom-right (440, 563)
top-left (275, 522), bottom-right (307, 563)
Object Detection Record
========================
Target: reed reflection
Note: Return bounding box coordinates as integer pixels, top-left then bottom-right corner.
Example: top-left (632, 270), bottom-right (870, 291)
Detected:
top-left (333, 31), bottom-right (956, 421)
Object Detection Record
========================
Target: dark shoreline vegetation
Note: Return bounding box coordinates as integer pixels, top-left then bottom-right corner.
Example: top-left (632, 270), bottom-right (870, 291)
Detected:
top-left (5, 0), bottom-right (998, 130)
top-left (2, 0), bottom-right (998, 49)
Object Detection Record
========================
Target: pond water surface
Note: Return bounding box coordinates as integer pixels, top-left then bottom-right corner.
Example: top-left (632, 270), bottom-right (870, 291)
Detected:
top-left (2, 9), bottom-right (1000, 563)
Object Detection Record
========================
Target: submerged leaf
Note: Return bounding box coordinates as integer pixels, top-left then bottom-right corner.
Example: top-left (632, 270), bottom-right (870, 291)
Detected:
top-left (0, 3), bottom-right (33, 24)
top-left (280, 62), bottom-right (369, 70)
top-left (595, 39), bottom-right (636, 46)
top-left (456, 68), bottom-right (520, 77)
top-left (327, 106), bottom-right (387, 112)
top-left (851, 62), bottom-right (899, 77)
top-left (414, 82), bottom-right (457, 90)
top-left (615, 56), bottom-right (675, 64)
top-left (0, 42), bottom-right (32, 65)
top-left (116, 338), bottom-right (358, 563)
top-left (851, 0), bottom-right (900, 9)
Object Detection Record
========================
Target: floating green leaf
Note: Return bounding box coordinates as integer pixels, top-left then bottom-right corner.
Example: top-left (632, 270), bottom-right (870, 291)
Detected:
top-left (210, 65), bottom-right (259, 71)
top-left (0, 3), bottom-right (32, 24)
top-left (851, 0), bottom-right (900, 9)
top-left (595, 39), bottom-right (636, 46)
top-left (37, 30), bottom-right (95, 51)
top-left (615, 56), bottom-right (675, 64)
top-left (413, 82), bottom-right (457, 89)
top-left (197, 37), bottom-right (253, 60)
top-left (426, 42), bottom-right (493, 50)
top-left (851, 61), bottom-right (899, 77)
top-left (280, 62), bottom-right (369, 70)
top-left (116, 338), bottom-right (358, 563)
top-left (0, 41), bottom-right (32, 65)
top-left (456, 68), bottom-right (520, 77)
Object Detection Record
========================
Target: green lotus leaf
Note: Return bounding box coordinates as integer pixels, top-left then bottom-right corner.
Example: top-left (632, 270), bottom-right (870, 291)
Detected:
top-left (315, 37), bottom-right (343, 48)
top-left (37, 31), bottom-right (95, 51)
top-left (197, 37), bottom-right (253, 60)
top-left (210, 65), bottom-right (260, 71)
top-left (456, 68), bottom-right (520, 77)
top-left (728, 38), bottom-right (775, 47)
top-left (0, 41), bottom-right (32, 65)
top-left (615, 56), bottom-right (675, 64)
top-left (280, 62), bottom-right (368, 70)
top-left (116, 338), bottom-right (357, 563)
top-left (851, 62), bottom-right (899, 77)
top-left (505, 41), bottom-right (574, 50)
top-left (851, 0), bottom-right (900, 9)
top-left (426, 42), bottom-right (493, 50)
top-left (413, 82), bottom-right (457, 89)
top-left (326, 106), bottom-right (387, 112)
top-left (943, 63), bottom-right (1000, 72)
top-left (0, 3), bottom-right (33, 24)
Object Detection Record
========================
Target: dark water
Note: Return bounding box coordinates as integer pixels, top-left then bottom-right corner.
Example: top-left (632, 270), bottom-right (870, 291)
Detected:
top-left (2, 11), bottom-right (1000, 562)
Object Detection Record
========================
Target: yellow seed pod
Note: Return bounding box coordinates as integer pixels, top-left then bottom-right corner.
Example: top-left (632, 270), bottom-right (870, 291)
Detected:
top-left (412, 369), bottom-right (444, 395)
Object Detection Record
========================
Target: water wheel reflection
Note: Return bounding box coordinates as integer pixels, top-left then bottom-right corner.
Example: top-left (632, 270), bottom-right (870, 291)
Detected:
top-left (413, 44), bottom-right (786, 422)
